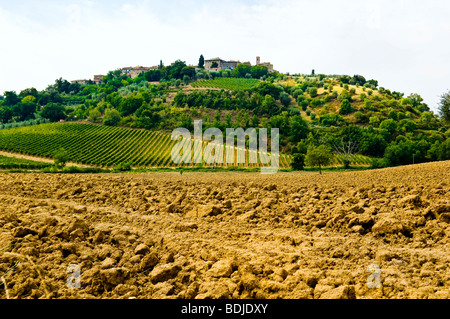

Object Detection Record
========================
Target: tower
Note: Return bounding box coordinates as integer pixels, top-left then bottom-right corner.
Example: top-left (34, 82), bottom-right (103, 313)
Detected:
top-left (256, 56), bottom-right (260, 65)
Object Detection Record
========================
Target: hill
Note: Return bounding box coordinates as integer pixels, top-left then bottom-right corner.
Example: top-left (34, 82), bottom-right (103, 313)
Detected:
top-left (0, 60), bottom-right (449, 170)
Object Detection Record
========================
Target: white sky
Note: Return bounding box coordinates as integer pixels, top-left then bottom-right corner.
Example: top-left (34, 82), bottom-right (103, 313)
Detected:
top-left (1, 0), bottom-right (449, 113)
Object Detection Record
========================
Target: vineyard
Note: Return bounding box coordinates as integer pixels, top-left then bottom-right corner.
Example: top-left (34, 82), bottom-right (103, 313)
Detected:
top-left (191, 78), bottom-right (260, 91)
top-left (330, 154), bottom-right (372, 166)
top-left (0, 123), bottom-right (292, 169)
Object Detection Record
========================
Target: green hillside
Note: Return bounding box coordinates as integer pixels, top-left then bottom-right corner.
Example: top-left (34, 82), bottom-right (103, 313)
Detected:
top-left (1, 59), bottom-right (449, 171)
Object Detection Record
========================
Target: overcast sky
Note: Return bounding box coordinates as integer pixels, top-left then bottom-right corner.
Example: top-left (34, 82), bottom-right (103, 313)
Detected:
top-left (1, 0), bottom-right (449, 113)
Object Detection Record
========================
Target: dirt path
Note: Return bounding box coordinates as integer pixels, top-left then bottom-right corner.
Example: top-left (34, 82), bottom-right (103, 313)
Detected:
top-left (0, 150), bottom-right (93, 168)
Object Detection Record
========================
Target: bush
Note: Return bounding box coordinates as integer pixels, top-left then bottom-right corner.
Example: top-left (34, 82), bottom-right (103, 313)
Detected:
top-left (103, 108), bottom-right (121, 126)
top-left (308, 87), bottom-right (318, 98)
top-left (291, 153), bottom-right (305, 170)
top-left (114, 161), bottom-right (133, 171)
top-left (88, 108), bottom-right (102, 123)
top-left (54, 147), bottom-right (69, 168)
top-left (280, 92), bottom-right (292, 107)
top-left (339, 99), bottom-right (353, 115)
top-left (370, 158), bottom-right (389, 169)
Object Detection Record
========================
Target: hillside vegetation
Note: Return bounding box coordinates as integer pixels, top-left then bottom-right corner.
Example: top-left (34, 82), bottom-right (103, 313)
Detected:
top-left (0, 59), bottom-right (449, 170)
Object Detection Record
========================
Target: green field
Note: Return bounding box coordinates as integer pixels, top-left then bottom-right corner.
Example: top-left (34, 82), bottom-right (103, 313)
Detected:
top-left (0, 123), bottom-right (292, 168)
top-left (191, 78), bottom-right (260, 91)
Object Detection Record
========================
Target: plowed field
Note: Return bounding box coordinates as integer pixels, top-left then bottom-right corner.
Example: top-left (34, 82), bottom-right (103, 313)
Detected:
top-left (0, 161), bottom-right (449, 299)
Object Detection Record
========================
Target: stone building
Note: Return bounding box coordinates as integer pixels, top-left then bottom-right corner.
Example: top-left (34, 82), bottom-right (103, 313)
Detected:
top-left (204, 58), bottom-right (240, 71)
top-left (256, 56), bottom-right (274, 73)
top-left (71, 79), bottom-right (89, 85)
top-left (121, 65), bottom-right (159, 79)
top-left (93, 75), bottom-right (105, 84)
top-left (205, 56), bottom-right (274, 73)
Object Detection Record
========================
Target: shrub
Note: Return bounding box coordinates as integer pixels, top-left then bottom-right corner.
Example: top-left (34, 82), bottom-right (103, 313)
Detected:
top-left (114, 161), bottom-right (133, 171)
top-left (291, 153), bottom-right (305, 170)
top-left (339, 99), bottom-right (353, 115)
top-left (103, 108), bottom-right (121, 126)
top-left (370, 158), bottom-right (389, 169)
top-left (308, 87), bottom-right (318, 98)
top-left (280, 92), bottom-right (292, 107)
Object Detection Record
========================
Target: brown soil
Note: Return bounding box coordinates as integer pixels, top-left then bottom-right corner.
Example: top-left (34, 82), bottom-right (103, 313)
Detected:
top-left (0, 161), bottom-right (449, 299)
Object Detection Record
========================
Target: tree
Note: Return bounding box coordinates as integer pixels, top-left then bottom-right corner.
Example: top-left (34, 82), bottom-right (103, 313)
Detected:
top-left (250, 65), bottom-right (268, 79)
top-left (0, 106), bottom-right (13, 123)
top-left (54, 147), bottom-right (69, 168)
top-left (88, 108), bottom-right (102, 123)
top-left (41, 103), bottom-right (66, 122)
top-left (119, 95), bottom-right (144, 116)
top-left (305, 144), bottom-right (332, 174)
top-left (252, 82), bottom-right (282, 100)
top-left (144, 70), bottom-right (162, 82)
top-left (21, 95), bottom-right (36, 104)
top-left (250, 114), bottom-right (260, 127)
top-left (3, 91), bottom-right (20, 106)
top-left (19, 87), bottom-right (39, 99)
top-left (439, 91), bottom-right (450, 124)
top-left (232, 64), bottom-right (251, 78)
top-left (379, 119), bottom-right (397, 136)
top-left (352, 74), bottom-right (366, 86)
top-left (13, 102), bottom-right (37, 121)
top-left (280, 92), bottom-right (292, 107)
top-left (55, 78), bottom-right (71, 94)
top-left (289, 115), bottom-right (309, 142)
top-left (181, 66), bottom-right (196, 79)
top-left (225, 113), bottom-right (232, 128)
top-left (367, 79), bottom-right (378, 87)
top-left (166, 60), bottom-right (187, 79)
top-left (308, 87), bottom-right (318, 98)
top-left (103, 108), bottom-right (121, 126)
top-left (291, 153), bottom-right (305, 170)
top-left (359, 132), bottom-right (387, 157)
top-left (331, 136), bottom-right (359, 169)
top-left (339, 99), bottom-right (353, 115)
top-left (259, 95), bottom-right (279, 115)
top-left (211, 61), bottom-right (218, 68)
top-left (198, 54), bottom-right (205, 69)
